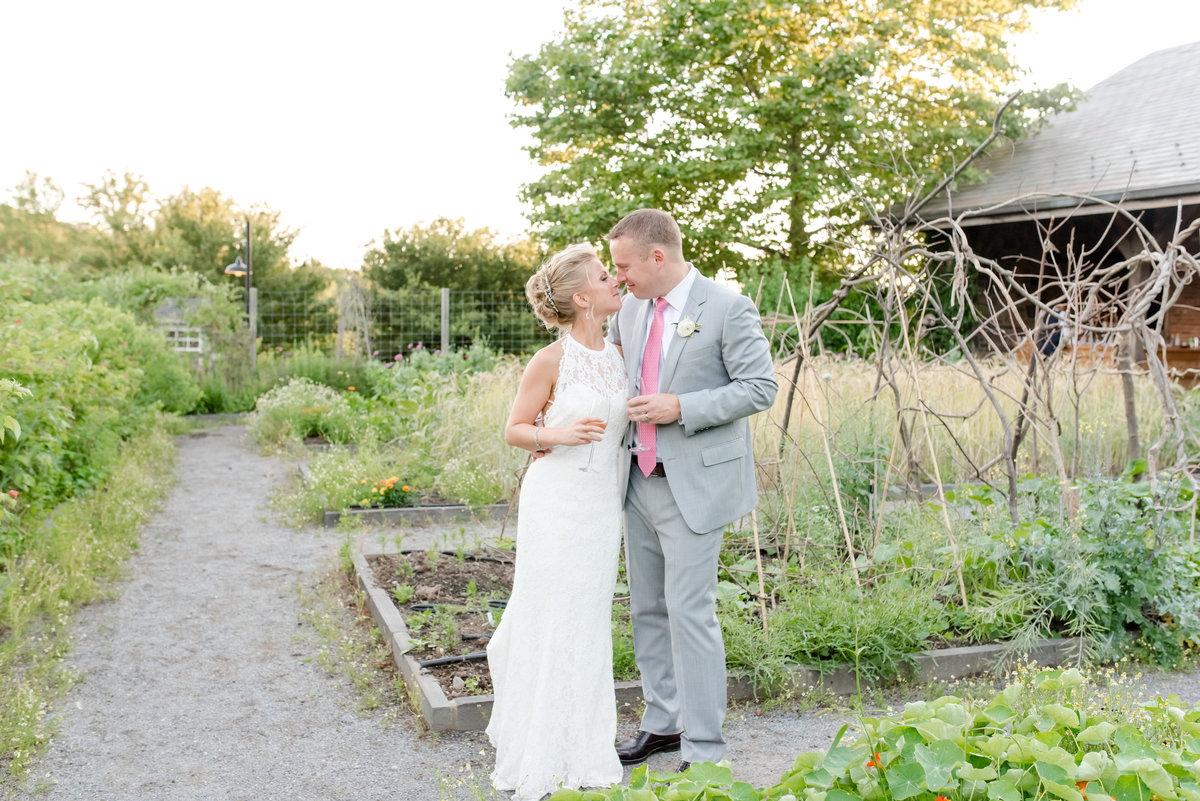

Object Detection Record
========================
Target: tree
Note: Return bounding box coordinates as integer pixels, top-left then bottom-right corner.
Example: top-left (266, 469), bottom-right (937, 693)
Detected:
top-left (363, 217), bottom-right (541, 292)
top-left (78, 170), bottom-right (154, 269)
top-left (507, 0), bottom-right (1076, 286)
top-left (1, 173), bottom-right (99, 267)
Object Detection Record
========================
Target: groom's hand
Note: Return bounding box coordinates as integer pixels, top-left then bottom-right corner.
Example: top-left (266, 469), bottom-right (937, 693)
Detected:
top-left (627, 393), bottom-right (681, 425)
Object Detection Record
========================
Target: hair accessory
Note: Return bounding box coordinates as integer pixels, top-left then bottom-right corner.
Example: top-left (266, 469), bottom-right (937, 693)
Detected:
top-left (543, 274), bottom-right (560, 315)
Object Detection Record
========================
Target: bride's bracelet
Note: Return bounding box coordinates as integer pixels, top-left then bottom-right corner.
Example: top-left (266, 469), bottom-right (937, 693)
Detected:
top-left (533, 427), bottom-right (543, 451)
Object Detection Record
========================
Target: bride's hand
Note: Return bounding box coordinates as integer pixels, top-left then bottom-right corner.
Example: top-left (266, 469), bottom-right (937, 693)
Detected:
top-left (557, 417), bottom-right (606, 446)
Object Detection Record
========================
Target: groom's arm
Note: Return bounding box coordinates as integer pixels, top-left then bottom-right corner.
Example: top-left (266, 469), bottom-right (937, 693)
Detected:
top-left (676, 295), bottom-right (777, 435)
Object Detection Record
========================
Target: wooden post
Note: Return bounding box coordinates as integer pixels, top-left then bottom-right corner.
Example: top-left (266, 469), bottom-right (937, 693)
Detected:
top-left (248, 287), bottom-right (258, 371)
top-left (441, 288), bottom-right (451, 353)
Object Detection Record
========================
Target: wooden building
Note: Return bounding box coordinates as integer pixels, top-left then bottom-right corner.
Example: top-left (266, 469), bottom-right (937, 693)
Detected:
top-left (914, 42), bottom-right (1200, 375)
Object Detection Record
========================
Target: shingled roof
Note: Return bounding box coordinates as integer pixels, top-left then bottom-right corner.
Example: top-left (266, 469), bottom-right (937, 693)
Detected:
top-left (919, 41), bottom-right (1200, 224)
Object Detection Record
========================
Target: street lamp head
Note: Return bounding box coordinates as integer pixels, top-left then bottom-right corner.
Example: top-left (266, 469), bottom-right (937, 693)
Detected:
top-left (224, 255), bottom-right (247, 277)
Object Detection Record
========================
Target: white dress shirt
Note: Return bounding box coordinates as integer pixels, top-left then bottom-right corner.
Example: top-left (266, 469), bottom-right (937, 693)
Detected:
top-left (638, 264), bottom-right (699, 376)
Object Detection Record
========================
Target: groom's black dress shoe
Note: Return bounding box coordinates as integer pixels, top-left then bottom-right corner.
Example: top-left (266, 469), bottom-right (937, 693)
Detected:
top-left (615, 730), bottom-right (682, 764)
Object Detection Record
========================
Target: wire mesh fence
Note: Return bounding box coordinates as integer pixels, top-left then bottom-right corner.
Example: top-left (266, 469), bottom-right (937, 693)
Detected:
top-left (255, 287), bottom-right (556, 358)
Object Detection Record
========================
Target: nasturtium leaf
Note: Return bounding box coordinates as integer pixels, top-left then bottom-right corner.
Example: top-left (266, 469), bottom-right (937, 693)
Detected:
top-left (1125, 761), bottom-right (1178, 801)
top-left (1115, 726), bottom-right (1156, 759)
top-left (983, 705), bottom-right (1016, 726)
top-left (548, 790), bottom-right (584, 801)
top-left (825, 789), bottom-right (860, 801)
top-left (903, 702), bottom-right (930, 720)
top-left (978, 734), bottom-right (1010, 760)
top-left (1110, 773), bottom-right (1153, 801)
top-left (915, 719), bottom-right (955, 743)
top-left (805, 768), bottom-right (834, 789)
top-left (1042, 704), bottom-right (1082, 729)
top-left (1035, 761), bottom-right (1071, 785)
top-left (986, 774), bottom-right (1022, 801)
top-left (1060, 668), bottom-right (1086, 687)
top-left (884, 761), bottom-right (926, 800)
top-left (686, 762), bottom-right (732, 785)
top-left (729, 781), bottom-right (761, 801)
top-left (883, 726), bottom-right (924, 752)
top-left (1079, 723), bottom-right (1118, 744)
top-left (957, 765), bottom-right (998, 781)
top-left (936, 703), bottom-right (969, 727)
top-left (1078, 751), bottom-right (1111, 781)
top-left (821, 746), bottom-right (858, 776)
top-left (792, 753), bottom-right (824, 773)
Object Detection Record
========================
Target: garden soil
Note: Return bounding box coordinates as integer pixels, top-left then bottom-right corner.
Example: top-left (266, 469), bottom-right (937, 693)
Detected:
top-left (9, 424), bottom-right (1200, 801)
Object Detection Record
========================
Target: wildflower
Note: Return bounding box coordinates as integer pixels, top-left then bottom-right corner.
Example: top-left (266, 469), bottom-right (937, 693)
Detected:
top-left (14, 319), bottom-right (21, 324)
top-left (1077, 781), bottom-right (1088, 798)
top-left (394, 353), bottom-right (403, 361)
top-left (866, 752), bottom-right (881, 768)
top-left (7, 490), bottom-right (17, 498)
top-left (937, 797), bottom-right (950, 801)
top-left (347, 386), bottom-right (355, 391)
top-left (402, 486), bottom-right (411, 492)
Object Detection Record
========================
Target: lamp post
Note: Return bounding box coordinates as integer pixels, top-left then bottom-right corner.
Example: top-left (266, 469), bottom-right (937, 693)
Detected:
top-left (224, 218), bottom-right (252, 317)
top-left (224, 218), bottom-right (256, 368)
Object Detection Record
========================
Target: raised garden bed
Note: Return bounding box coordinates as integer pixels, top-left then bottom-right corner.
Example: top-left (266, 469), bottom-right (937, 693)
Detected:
top-left (353, 544), bottom-right (1080, 732)
top-left (324, 502), bottom-right (509, 528)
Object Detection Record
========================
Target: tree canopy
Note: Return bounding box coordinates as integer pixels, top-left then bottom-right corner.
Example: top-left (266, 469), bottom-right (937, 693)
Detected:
top-left (363, 217), bottom-right (540, 292)
top-left (507, 0), bottom-right (1076, 285)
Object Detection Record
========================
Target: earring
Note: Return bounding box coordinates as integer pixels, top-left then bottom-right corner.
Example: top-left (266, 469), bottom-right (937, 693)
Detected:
top-left (586, 306), bottom-right (593, 321)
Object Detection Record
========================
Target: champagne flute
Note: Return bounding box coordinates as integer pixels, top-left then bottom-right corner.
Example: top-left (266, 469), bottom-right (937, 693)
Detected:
top-left (629, 378), bottom-right (650, 453)
top-left (579, 396), bottom-right (607, 473)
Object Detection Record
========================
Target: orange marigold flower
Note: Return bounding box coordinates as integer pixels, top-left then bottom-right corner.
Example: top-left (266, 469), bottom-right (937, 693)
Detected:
top-left (402, 486), bottom-right (411, 492)
top-left (347, 386), bottom-right (355, 391)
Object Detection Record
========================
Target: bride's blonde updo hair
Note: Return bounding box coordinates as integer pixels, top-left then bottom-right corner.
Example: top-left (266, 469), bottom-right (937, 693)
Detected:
top-left (525, 243), bottom-right (598, 330)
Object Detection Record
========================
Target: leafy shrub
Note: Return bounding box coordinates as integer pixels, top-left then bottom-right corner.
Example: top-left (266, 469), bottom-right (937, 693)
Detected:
top-left (950, 477), bottom-right (1200, 667)
top-left (245, 377), bottom-right (354, 451)
top-left (0, 299), bottom-right (198, 541)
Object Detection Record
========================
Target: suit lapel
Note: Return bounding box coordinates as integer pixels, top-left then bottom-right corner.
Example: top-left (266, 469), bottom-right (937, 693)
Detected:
top-left (628, 297), bottom-right (652, 385)
top-left (659, 275), bottom-right (709, 391)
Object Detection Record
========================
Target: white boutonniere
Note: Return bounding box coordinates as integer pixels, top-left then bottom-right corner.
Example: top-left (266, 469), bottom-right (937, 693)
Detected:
top-left (674, 316), bottom-right (701, 338)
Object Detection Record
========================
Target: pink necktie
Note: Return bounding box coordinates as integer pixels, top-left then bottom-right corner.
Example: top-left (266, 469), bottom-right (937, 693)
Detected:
top-left (637, 298), bottom-right (668, 477)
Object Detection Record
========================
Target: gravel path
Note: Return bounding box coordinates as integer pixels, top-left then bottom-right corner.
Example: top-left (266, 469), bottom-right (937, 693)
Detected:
top-left (8, 424), bottom-right (1199, 800)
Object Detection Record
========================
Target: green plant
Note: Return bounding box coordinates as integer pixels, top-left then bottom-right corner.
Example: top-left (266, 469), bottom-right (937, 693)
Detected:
top-left (246, 376), bottom-right (356, 451)
top-left (556, 664), bottom-right (1200, 801)
top-left (354, 476), bottom-right (416, 508)
top-left (392, 584), bottom-right (415, 605)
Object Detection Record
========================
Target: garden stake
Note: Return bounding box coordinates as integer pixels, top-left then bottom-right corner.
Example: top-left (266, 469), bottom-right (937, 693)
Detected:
top-left (750, 509), bottom-right (770, 631)
top-left (894, 279), bottom-right (968, 609)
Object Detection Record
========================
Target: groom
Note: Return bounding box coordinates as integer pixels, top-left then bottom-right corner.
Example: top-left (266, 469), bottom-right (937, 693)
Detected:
top-left (607, 209), bottom-right (778, 770)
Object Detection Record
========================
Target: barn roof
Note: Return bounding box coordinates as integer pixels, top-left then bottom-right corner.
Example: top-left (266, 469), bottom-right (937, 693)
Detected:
top-left (918, 41), bottom-right (1200, 225)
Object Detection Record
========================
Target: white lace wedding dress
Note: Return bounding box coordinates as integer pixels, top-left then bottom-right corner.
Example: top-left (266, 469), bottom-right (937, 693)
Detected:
top-left (487, 335), bottom-right (628, 800)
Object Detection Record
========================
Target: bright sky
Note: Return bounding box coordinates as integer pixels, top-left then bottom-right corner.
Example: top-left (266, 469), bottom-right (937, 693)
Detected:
top-left (2, 0), bottom-right (1198, 272)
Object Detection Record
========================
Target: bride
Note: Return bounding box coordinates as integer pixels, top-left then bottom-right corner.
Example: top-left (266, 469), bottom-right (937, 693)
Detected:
top-left (486, 243), bottom-right (628, 800)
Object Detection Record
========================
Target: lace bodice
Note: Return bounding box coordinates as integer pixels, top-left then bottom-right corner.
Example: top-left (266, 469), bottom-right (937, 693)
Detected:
top-left (553, 334), bottom-right (628, 402)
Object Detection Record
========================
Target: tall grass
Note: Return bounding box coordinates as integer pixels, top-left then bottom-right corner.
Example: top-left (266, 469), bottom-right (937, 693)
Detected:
top-left (0, 420), bottom-right (176, 778)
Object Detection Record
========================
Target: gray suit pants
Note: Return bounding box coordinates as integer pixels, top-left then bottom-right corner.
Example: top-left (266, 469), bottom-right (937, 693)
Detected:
top-left (625, 469), bottom-right (726, 763)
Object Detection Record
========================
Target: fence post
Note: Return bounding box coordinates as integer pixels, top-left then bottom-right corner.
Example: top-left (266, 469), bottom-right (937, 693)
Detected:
top-left (441, 288), bottom-right (450, 353)
top-left (248, 287), bottom-right (258, 370)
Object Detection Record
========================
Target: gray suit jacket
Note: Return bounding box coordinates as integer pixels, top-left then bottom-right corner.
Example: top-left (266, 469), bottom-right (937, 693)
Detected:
top-left (610, 274), bottom-right (778, 533)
